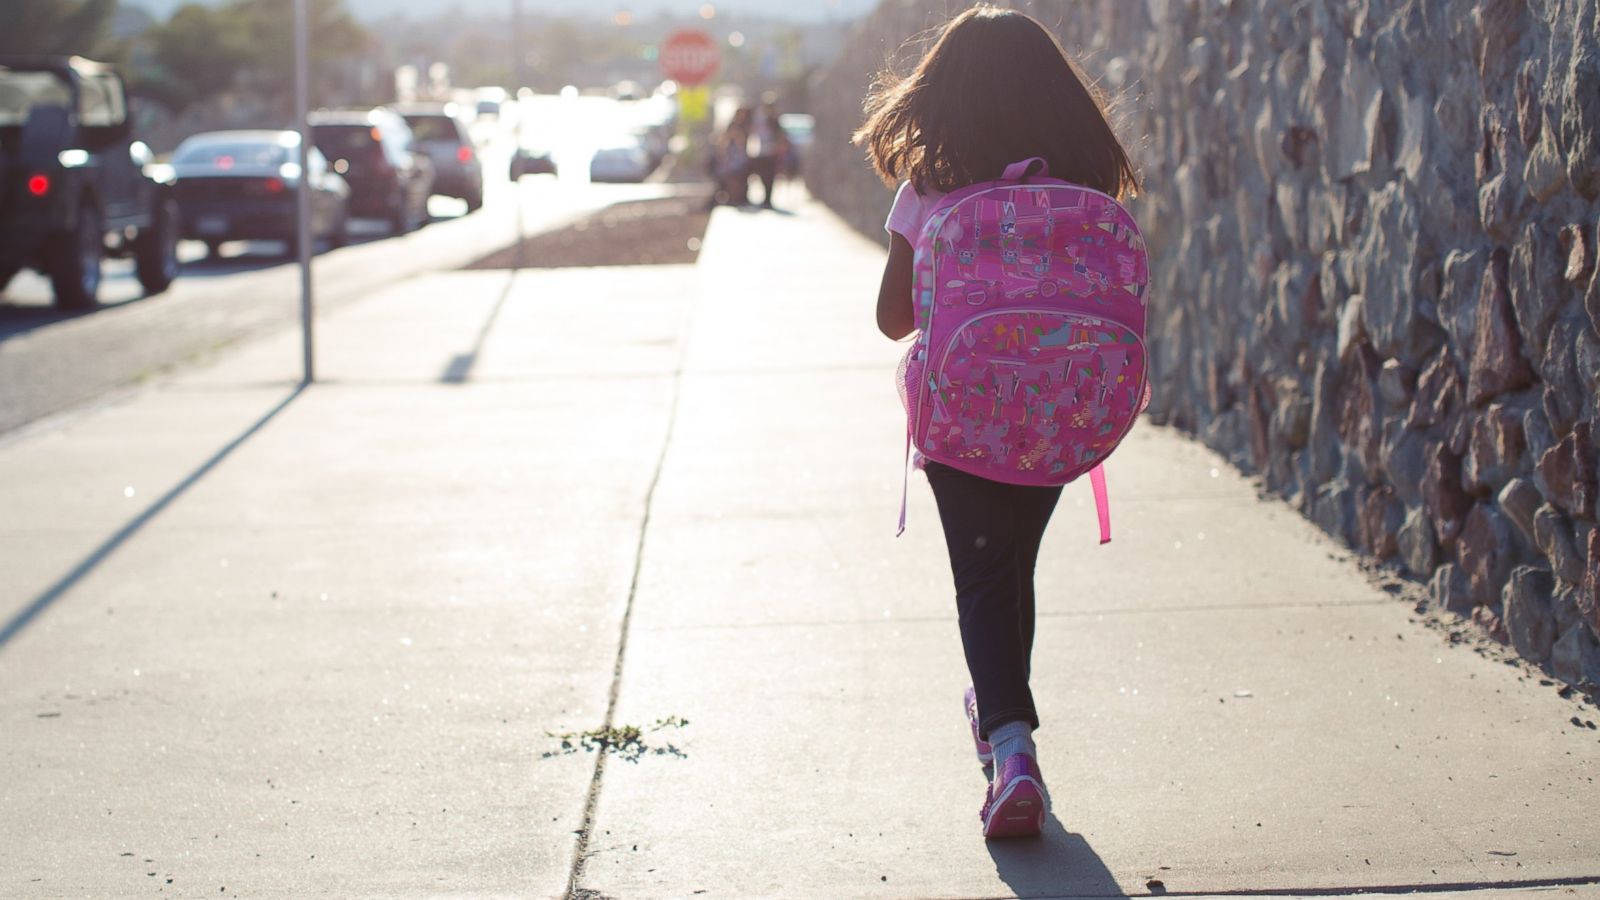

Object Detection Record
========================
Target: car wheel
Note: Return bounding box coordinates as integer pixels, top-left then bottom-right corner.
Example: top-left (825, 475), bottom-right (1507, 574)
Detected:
top-left (48, 200), bottom-right (104, 311)
top-left (465, 184), bottom-right (484, 213)
top-left (327, 210), bottom-right (349, 249)
top-left (135, 196), bottom-right (181, 295)
top-left (389, 192), bottom-right (411, 235)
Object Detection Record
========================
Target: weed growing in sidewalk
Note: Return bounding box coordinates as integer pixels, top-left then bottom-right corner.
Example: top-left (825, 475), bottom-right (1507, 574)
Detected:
top-left (543, 715), bottom-right (689, 762)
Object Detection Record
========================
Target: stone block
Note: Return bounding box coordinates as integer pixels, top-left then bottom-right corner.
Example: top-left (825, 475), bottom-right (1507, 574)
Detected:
top-left (1423, 442), bottom-right (1471, 547)
top-left (1383, 424), bottom-right (1427, 507)
top-left (1458, 503), bottom-right (1514, 605)
top-left (1473, 603), bottom-right (1511, 643)
top-left (1333, 55), bottom-right (1383, 178)
top-left (1357, 484), bottom-right (1403, 559)
top-left (1499, 477), bottom-right (1544, 545)
top-left (1337, 294), bottom-right (1368, 360)
top-left (1407, 349), bottom-right (1463, 431)
top-left (1560, 46), bottom-right (1600, 199)
top-left (1478, 173), bottom-right (1527, 242)
top-left (1560, 222), bottom-right (1595, 282)
top-left (1429, 563), bottom-right (1474, 616)
top-left (1525, 406), bottom-right (1558, 464)
top-left (1312, 481), bottom-right (1354, 544)
top-left (1503, 565), bottom-right (1557, 662)
top-left (1535, 505), bottom-right (1586, 587)
top-left (1516, 59), bottom-right (1543, 147)
top-left (1475, 0), bottom-right (1529, 83)
top-left (1248, 378), bottom-right (1272, 468)
top-left (1308, 358), bottom-right (1341, 483)
top-left (1398, 506), bottom-right (1439, 576)
top-left (1550, 622), bottom-right (1600, 686)
top-left (1467, 247), bottom-right (1535, 405)
top-left (1536, 423), bottom-right (1597, 519)
top-left (1270, 377), bottom-right (1311, 451)
top-left (1396, 88), bottom-right (1429, 182)
top-left (1509, 223), bottom-right (1562, 360)
top-left (1578, 328), bottom-right (1600, 391)
top-left (1538, 320), bottom-right (1587, 433)
top-left (1354, 183), bottom-right (1422, 357)
top-left (1588, 230), bottom-right (1600, 338)
top-left (1582, 529), bottom-right (1600, 636)
top-left (1463, 403), bottom-right (1527, 494)
top-left (1523, 129), bottom-right (1568, 202)
top-left (1437, 249), bottom-right (1484, 353)
top-left (1338, 347), bottom-right (1382, 483)
top-left (1377, 358), bottom-right (1416, 407)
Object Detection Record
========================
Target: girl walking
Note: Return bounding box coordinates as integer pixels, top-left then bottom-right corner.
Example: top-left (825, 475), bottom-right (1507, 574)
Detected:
top-left (854, 6), bottom-right (1142, 839)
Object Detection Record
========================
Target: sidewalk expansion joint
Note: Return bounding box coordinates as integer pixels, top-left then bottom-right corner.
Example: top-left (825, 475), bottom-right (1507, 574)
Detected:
top-left (562, 285), bottom-right (696, 900)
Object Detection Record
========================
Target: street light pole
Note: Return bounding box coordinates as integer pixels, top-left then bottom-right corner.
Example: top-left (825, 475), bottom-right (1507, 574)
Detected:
top-left (511, 0), bottom-right (526, 272)
top-left (293, 0), bottom-right (316, 383)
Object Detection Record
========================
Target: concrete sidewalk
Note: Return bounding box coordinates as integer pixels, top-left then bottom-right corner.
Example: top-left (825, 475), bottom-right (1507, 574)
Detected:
top-left (1, 192), bottom-right (1598, 899)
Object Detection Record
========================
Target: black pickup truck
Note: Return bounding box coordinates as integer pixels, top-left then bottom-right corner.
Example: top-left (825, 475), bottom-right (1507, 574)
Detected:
top-left (0, 56), bottom-right (179, 309)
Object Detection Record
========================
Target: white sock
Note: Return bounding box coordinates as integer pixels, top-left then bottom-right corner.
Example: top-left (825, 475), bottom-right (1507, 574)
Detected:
top-left (988, 720), bottom-right (1036, 770)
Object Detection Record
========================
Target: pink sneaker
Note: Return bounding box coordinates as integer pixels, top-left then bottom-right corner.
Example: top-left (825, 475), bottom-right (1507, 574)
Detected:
top-left (980, 753), bottom-right (1047, 839)
top-left (964, 686), bottom-right (993, 765)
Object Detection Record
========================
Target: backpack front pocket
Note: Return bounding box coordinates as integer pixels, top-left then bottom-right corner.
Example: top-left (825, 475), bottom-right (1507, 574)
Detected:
top-left (918, 309), bottom-right (1146, 482)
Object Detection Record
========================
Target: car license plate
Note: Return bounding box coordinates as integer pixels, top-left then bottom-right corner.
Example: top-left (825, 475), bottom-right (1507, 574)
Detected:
top-left (196, 215), bottom-right (228, 236)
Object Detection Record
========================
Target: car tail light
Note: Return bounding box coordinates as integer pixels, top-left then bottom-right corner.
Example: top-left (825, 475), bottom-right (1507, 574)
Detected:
top-left (27, 174), bottom-right (51, 196)
top-left (263, 177), bottom-right (285, 194)
top-left (456, 145), bottom-right (474, 163)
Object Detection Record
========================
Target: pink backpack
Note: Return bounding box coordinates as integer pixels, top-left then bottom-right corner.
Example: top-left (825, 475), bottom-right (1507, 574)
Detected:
top-left (897, 158), bottom-right (1150, 539)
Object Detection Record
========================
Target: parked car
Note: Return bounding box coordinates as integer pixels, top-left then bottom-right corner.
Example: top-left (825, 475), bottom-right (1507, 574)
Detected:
top-left (0, 56), bottom-right (178, 309)
top-left (588, 133), bottom-right (653, 183)
top-left (473, 87), bottom-right (506, 120)
top-left (509, 139), bottom-right (557, 179)
top-left (391, 103), bottom-right (482, 211)
top-left (169, 130), bottom-right (349, 256)
top-left (778, 113), bottom-right (814, 178)
top-left (309, 108), bottom-right (432, 235)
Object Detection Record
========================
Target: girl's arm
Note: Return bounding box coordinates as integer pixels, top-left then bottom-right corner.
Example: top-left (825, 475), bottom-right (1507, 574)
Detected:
top-left (876, 233), bottom-right (916, 339)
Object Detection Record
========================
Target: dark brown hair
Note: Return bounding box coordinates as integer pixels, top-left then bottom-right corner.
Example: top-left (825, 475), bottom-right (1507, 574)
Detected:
top-left (853, 5), bottom-right (1139, 199)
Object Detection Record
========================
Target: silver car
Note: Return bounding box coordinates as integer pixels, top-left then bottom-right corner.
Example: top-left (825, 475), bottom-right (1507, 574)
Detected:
top-left (392, 103), bottom-right (483, 211)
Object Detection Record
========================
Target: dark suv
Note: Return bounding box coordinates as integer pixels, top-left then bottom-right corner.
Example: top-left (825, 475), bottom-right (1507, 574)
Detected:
top-left (309, 108), bottom-right (432, 235)
top-left (0, 56), bottom-right (179, 309)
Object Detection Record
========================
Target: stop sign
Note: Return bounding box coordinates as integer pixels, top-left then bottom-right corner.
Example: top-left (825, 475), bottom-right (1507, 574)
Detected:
top-left (660, 29), bottom-right (721, 87)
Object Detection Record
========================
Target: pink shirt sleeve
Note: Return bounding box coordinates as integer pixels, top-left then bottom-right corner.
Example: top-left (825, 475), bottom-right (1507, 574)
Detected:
top-left (884, 181), bottom-right (926, 241)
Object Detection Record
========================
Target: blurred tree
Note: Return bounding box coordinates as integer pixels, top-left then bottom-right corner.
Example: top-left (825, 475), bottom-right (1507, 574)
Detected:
top-left (230, 0), bottom-right (372, 110)
top-left (2, 0), bottom-right (120, 56)
top-left (142, 4), bottom-right (249, 111)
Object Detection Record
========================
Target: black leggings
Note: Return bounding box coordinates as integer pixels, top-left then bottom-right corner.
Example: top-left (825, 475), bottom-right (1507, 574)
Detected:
top-left (924, 461), bottom-right (1062, 741)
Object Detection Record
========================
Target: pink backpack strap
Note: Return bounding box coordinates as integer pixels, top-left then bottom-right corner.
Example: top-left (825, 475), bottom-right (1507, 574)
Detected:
top-left (896, 430), bottom-right (911, 537)
top-left (1001, 157), bottom-right (1049, 181)
top-left (1090, 464), bottom-right (1111, 544)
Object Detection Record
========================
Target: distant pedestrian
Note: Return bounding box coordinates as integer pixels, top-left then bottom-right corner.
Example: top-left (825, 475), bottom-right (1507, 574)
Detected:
top-left (710, 107), bottom-right (752, 207)
top-left (746, 96), bottom-right (786, 209)
top-left (854, 6), bottom-right (1144, 840)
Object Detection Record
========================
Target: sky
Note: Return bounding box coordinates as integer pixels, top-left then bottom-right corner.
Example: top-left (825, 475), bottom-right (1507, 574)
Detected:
top-left (130, 0), bottom-right (877, 22)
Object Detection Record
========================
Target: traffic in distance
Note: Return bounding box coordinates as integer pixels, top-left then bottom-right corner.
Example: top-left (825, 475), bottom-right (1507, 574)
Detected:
top-left (0, 55), bottom-right (683, 312)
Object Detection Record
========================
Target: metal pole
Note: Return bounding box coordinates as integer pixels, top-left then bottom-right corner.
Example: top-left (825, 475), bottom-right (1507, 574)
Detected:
top-left (294, 0), bottom-right (316, 383)
top-left (512, 0), bottom-right (525, 271)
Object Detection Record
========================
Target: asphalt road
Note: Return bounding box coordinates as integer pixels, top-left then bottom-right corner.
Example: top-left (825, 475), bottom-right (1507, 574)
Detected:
top-left (0, 154), bottom-right (671, 437)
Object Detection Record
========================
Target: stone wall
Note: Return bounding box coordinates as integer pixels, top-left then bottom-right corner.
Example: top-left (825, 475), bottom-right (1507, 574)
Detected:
top-left (810, 0), bottom-right (1600, 685)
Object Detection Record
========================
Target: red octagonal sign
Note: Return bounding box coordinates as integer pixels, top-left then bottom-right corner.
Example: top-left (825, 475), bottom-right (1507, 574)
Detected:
top-left (661, 29), bottom-right (721, 87)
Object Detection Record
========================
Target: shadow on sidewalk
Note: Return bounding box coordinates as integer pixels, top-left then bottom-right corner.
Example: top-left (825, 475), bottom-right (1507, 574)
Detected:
top-left (989, 810), bottom-right (1127, 898)
top-left (440, 271), bottom-right (515, 384)
top-left (0, 384), bottom-right (306, 651)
